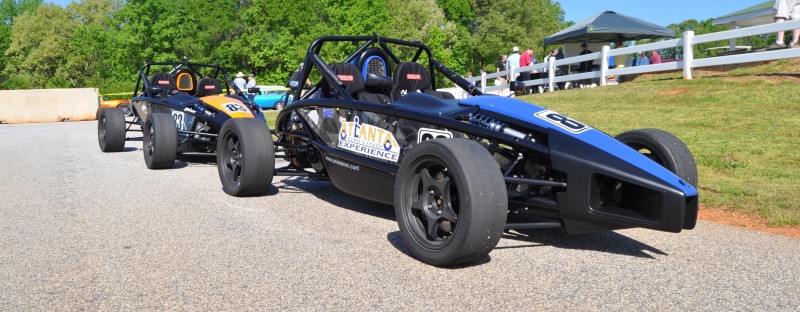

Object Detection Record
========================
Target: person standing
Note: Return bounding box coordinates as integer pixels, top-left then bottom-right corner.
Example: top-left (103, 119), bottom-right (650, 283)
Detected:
top-left (496, 54), bottom-right (508, 84)
top-left (770, 0), bottom-right (800, 49)
top-left (578, 43), bottom-right (594, 72)
top-left (246, 73), bottom-right (256, 89)
top-left (288, 63), bottom-right (306, 88)
top-left (519, 47), bottom-right (533, 80)
top-left (233, 72), bottom-right (247, 91)
top-left (507, 47), bottom-right (521, 81)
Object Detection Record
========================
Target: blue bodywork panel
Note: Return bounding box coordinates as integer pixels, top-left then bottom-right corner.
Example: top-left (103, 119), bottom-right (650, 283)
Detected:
top-left (460, 95), bottom-right (698, 197)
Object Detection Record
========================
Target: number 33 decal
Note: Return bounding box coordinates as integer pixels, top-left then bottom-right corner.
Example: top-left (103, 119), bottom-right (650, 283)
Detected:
top-left (534, 110), bottom-right (591, 134)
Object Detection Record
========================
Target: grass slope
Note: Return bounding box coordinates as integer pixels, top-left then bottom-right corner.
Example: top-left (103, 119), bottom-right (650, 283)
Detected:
top-left (523, 59), bottom-right (800, 226)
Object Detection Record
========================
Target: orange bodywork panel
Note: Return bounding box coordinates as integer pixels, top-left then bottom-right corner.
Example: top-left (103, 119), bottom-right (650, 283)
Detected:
top-left (201, 95), bottom-right (254, 118)
top-left (99, 99), bottom-right (130, 110)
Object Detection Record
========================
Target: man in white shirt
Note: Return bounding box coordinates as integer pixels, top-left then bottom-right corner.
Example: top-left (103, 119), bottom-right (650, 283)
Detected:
top-left (506, 46), bottom-right (521, 80)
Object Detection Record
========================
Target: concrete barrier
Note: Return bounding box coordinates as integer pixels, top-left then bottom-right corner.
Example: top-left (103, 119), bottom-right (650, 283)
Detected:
top-left (0, 88), bottom-right (100, 124)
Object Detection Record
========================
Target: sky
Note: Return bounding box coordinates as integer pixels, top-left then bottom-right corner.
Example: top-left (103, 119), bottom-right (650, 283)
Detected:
top-left (558, 0), bottom-right (765, 26)
top-left (44, 0), bottom-right (764, 27)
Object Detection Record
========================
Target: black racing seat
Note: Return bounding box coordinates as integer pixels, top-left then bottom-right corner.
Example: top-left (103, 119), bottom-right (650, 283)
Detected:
top-left (196, 78), bottom-right (222, 97)
top-left (149, 72), bottom-right (176, 97)
top-left (327, 62), bottom-right (390, 105)
top-left (390, 62), bottom-right (454, 101)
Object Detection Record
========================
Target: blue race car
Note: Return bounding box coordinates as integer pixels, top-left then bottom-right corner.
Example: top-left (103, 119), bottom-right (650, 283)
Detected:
top-left (248, 85), bottom-right (291, 110)
top-left (215, 36), bottom-right (699, 267)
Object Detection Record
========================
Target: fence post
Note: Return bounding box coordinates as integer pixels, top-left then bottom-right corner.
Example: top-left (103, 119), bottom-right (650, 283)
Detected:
top-left (683, 30), bottom-right (694, 80)
top-left (480, 71), bottom-right (486, 93)
top-left (548, 60), bottom-right (555, 92)
top-left (509, 64), bottom-right (517, 82)
top-left (600, 46), bottom-right (609, 86)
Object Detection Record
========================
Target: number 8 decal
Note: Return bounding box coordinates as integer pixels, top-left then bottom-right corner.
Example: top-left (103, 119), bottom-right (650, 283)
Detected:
top-left (534, 110), bottom-right (591, 134)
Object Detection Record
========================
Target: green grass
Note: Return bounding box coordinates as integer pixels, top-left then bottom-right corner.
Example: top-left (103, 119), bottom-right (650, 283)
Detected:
top-left (520, 60), bottom-right (800, 227)
top-left (264, 110), bottom-right (279, 129)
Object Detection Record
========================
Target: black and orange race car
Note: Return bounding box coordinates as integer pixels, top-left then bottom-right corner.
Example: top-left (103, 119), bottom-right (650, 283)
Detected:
top-left (97, 58), bottom-right (267, 169)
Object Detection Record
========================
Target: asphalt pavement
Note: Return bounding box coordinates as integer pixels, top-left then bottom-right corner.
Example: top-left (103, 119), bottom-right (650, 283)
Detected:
top-left (1, 121), bottom-right (798, 310)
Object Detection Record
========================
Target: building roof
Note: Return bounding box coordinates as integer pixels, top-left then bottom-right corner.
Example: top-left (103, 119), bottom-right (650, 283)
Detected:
top-left (712, 1), bottom-right (775, 27)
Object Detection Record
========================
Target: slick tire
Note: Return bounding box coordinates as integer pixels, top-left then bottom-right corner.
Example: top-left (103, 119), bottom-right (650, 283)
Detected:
top-left (216, 118), bottom-right (275, 196)
top-left (616, 128), bottom-right (698, 187)
top-left (394, 138), bottom-right (507, 266)
top-left (143, 113), bottom-right (177, 169)
top-left (98, 108), bottom-right (126, 152)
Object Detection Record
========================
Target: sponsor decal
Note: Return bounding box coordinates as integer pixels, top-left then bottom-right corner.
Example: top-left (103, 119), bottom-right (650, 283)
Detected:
top-left (221, 103), bottom-right (249, 114)
top-left (417, 128), bottom-right (453, 143)
top-left (338, 116), bottom-right (400, 163)
top-left (322, 108), bottom-right (334, 119)
top-left (324, 155), bottom-right (359, 171)
top-left (204, 85), bottom-right (216, 90)
top-left (406, 73), bottom-right (421, 80)
top-left (157, 80), bottom-right (170, 85)
top-left (337, 74), bottom-right (354, 82)
top-left (534, 110), bottom-right (590, 134)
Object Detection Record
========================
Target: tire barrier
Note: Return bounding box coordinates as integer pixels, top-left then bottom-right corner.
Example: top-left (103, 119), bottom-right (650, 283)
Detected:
top-left (0, 88), bottom-right (100, 124)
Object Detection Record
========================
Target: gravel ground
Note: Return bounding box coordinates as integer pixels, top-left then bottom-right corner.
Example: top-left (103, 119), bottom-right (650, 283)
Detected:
top-left (1, 121), bottom-right (799, 311)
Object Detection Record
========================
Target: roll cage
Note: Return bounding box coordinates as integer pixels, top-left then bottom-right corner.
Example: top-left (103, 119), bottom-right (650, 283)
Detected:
top-left (132, 58), bottom-right (240, 98)
top-left (290, 35), bottom-right (483, 103)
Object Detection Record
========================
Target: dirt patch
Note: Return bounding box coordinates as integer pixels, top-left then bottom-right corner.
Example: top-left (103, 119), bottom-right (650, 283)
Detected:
top-left (659, 87), bottom-right (687, 95)
top-left (699, 206), bottom-right (800, 239)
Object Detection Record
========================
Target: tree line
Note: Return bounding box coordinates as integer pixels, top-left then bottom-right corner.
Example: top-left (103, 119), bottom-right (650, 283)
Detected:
top-left (0, 0), bottom-right (776, 93)
top-left (0, 0), bottom-right (567, 92)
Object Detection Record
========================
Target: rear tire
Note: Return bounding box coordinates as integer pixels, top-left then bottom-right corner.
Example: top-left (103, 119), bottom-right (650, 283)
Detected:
top-left (615, 128), bottom-right (698, 187)
top-left (98, 108), bottom-right (126, 152)
top-left (394, 139), bottom-right (507, 266)
top-left (143, 113), bottom-right (177, 169)
top-left (274, 101), bottom-right (284, 110)
top-left (216, 118), bottom-right (275, 196)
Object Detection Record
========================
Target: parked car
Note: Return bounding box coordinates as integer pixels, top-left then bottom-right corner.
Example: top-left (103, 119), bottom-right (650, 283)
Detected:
top-left (99, 93), bottom-right (132, 116)
top-left (97, 58), bottom-right (267, 170)
top-left (248, 85), bottom-right (291, 110)
top-left (215, 35), bottom-right (699, 267)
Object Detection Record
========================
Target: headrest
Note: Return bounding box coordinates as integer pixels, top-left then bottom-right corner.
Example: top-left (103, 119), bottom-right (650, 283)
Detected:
top-left (393, 62), bottom-right (432, 92)
top-left (196, 78), bottom-right (222, 97)
top-left (149, 73), bottom-right (175, 91)
top-left (328, 62), bottom-right (365, 94)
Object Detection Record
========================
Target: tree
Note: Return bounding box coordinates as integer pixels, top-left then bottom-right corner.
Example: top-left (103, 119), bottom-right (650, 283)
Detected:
top-left (4, 3), bottom-right (74, 88)
top-left (0, 0), bottom-right (41, 87)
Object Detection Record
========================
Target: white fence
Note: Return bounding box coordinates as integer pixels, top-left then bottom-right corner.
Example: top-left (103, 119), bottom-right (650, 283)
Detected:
top-left (450, 19), bottom-right (800, 98)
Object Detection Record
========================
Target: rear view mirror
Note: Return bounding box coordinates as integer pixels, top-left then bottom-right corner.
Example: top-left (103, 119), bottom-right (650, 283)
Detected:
top-left (148, 86), bottom-right (163, 95)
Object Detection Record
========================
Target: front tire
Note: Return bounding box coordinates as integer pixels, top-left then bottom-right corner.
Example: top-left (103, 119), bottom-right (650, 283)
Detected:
top-left (616, 128), bottom-right (698, 187)
top-left (394, 139), bottom-right (507, 266)
top-left (143, 113), bottom-right (177, 169)
top-left (216, 118), bottom-right (275, 196)
top-left (98, 108), bottom-right (126, 152)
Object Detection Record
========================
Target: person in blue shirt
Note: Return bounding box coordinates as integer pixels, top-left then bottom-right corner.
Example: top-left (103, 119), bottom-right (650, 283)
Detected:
top-left (634, 52), bottom-right (650, 66)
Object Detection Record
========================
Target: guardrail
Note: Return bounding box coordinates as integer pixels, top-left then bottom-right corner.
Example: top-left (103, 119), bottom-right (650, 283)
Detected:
top-left (451, 19), bottom-right (800, 98)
